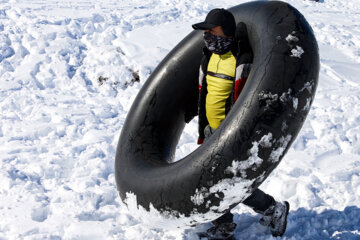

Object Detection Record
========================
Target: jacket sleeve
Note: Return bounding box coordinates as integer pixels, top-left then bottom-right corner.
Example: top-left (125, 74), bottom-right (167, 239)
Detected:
top-left (234, 52), bottom-right (253, 102)
top-left (234, 63), bottom-right (251, 102)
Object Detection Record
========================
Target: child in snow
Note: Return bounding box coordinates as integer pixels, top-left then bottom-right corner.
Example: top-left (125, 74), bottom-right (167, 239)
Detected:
top-left (192, 8), bottom-right (290, 239)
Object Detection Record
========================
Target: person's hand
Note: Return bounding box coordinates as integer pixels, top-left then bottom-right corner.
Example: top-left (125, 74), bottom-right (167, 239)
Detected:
top-left (197, 137), bottom-right (204, 144)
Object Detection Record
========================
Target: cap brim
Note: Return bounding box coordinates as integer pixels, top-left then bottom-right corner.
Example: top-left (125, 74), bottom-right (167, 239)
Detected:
top-left (192, 22), bottom-right (218, 30)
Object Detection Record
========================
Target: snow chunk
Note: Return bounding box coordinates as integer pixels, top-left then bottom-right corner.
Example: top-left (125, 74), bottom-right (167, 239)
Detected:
top-left (270, 135), bottom-right (292, 163)
top-left (207, 176), bottom-right (256, 213)
top-left (259, 133), bottom-right (273, 148)
top-left (286, 32), bottom-right (304, 58)
top-left (286, 33), bottom-right (299, 42)
top-left (303, 97), bottom-right (312, 111)
top-left (259, 91), bottom-right (279, 102)
top-left (293, 97), bottom-right (299, 110)
top-left (280, 89), bottom-right (293, 103)
top-left (291, 46), bottom-right (305, 58)
top-left (123, 192), bottom-right (221, 230)
top-left (191, 187), bottom-right (210, 206)
top-left (300, 81), bottom-right (314, 93)
top-left (226, 133), bottom-right (273, 178)
top-left (0, 46), bottom-right (15, 60)
top-left (31, 206), bottom-right (49, 222)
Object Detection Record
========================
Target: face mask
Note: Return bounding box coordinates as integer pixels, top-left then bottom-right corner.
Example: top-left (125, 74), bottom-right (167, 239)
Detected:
top-left (203, 32), bottom-right (234, 55)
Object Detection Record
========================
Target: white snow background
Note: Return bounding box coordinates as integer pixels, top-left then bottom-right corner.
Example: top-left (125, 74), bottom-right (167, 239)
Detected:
top-left (1, 0), bottom-right (360, 239)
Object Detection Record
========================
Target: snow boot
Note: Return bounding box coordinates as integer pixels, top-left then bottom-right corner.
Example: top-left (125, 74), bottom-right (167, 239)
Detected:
top-left (259, 201), bottom-right (290, 237)
top-left (197, 222), bottom-right (236, 240)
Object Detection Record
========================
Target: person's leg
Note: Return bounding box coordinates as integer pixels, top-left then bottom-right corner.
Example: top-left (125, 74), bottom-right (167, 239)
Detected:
top-left (211, 189), bottom-right (275, 225)
top-left (211, 211), bottom-right (234, 226)
top-left (243, 189), bottom-right (289, 237)
top-left (242, 188), bottom-right (275, 213)
top-left (206, 211), bottom-right (236, 239)
top-left (212, 189), bottom-right (275, 225)
top-left (203, 123), bottom-right (289, 236)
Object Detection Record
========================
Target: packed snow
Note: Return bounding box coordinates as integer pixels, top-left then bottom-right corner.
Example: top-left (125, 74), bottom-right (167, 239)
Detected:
top-left (1, 0), bottom-right (360, 239)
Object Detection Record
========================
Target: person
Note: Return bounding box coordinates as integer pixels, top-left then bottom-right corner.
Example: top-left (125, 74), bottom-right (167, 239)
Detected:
top-left (191, 8), bottom-right (290, 239)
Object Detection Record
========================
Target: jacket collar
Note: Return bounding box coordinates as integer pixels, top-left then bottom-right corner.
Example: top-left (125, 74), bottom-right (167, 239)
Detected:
top-left (202, 42), bottom-right (238, 59)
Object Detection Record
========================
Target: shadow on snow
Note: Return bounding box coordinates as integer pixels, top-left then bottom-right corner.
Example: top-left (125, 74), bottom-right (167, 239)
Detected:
top-left (229, 206), bottom-right (360, 240)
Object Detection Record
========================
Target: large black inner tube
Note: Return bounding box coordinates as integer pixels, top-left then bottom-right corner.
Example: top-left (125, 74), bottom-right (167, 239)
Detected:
top-left (115, 1), bottom-right (319, 228)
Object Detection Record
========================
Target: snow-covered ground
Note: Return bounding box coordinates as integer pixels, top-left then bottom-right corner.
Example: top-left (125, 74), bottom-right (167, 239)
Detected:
top-left (1, 0), bottom-right (360, 239)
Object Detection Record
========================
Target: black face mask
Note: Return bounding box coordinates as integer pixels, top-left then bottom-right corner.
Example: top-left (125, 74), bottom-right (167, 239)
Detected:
top-left (203, 32), bottom-right (234, 55)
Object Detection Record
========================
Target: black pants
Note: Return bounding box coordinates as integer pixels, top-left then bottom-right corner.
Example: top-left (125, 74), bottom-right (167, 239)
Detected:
top-left (203, 125), bottom-right (275, 225)
top-left (213, 189), bottom-right (275, 225)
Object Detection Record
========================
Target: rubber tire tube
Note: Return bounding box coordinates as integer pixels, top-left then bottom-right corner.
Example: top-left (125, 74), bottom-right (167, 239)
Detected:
top-left (115, 1), bottom-right (319, 228)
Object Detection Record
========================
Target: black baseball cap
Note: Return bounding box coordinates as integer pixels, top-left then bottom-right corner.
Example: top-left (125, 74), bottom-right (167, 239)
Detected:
top-left (192, 8), bottom-right (236, 37)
